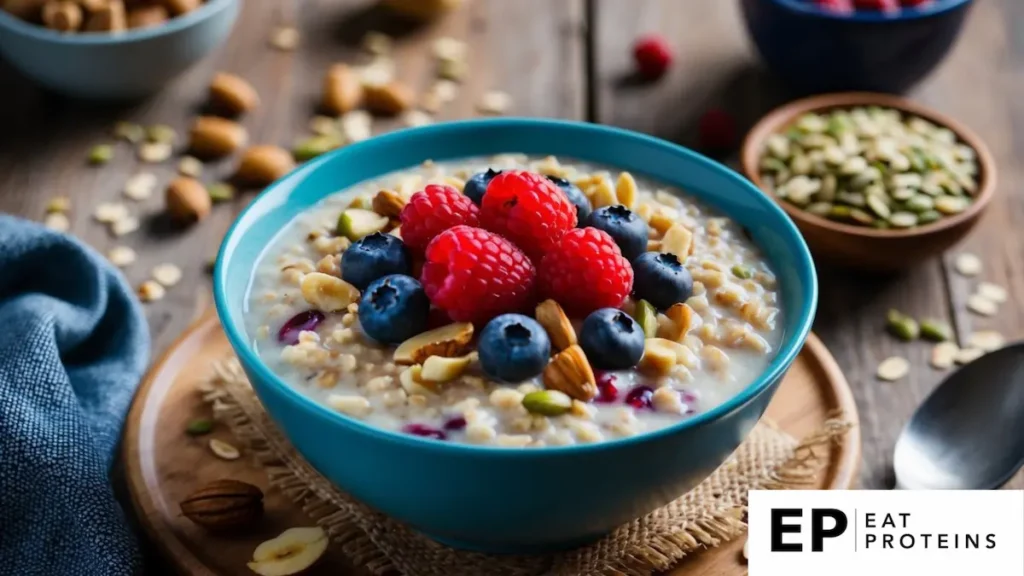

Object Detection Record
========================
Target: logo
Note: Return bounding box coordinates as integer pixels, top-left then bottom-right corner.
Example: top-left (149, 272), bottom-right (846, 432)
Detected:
top-left (748, 490), bottom-right (1024, 576)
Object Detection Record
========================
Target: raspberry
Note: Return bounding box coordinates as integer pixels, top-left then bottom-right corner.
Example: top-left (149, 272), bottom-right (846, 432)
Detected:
top-left (479, 170), bottom-right (575, 261)
top-left (399, 184), bottom-right (480, 253)
top-left (538, 228), bottom-right (633, 318)
top-left (420, 225), bottom-right (536, 324)
top-left (814, 0), bottom-right (854, 13)
top-left (698, 108), bottom-right (738, 154)
top-left (633, 34), bottom-right (673, 79)
top-left (852, 0), bottom-right (898, 10)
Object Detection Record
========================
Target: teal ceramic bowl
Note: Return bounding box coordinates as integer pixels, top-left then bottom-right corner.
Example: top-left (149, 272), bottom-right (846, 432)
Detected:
top-left (214, 119), bottom-right (817, 553)
top-left (0, 0), bottom-right (238, 99)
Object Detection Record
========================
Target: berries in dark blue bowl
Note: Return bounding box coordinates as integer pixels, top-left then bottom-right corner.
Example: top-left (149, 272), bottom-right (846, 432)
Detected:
top-left (358, 274), bottom-right (430, 344)
top-left (584, 205), bottom-right (649, 261)
top-left (463, 168), bottom-right (501, 205)
top-left (578, 308), bottom-right (645, 370)
top-left (545, 175), bottom-right (592, 226)
top-left (478, 313), bottom-right (551, 383)
top-left (632, 252), bottom-right (694, 310)
top-left (341, 232), bottom-right (411, 290)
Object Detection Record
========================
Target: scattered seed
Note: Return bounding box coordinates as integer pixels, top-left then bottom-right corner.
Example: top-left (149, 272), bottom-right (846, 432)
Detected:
top-left (123, 172), bottom-right (158, 201)
top-left (111, 216), bottom-right (140, 237)
top-left (88, 144), bottom-right (114, 165)
top-left (152, 263), bottom-right (183, 287)
top-left (208, 182), bottom-right (236, 202)
top-left (968, 330), bottom-right (1005, 352)
top-left (400, 110), bottom-right (433, 128)
top-left (46, 196), bottom-right (71, 213)
top-left (107, 246), bottom-right (137, 267)
top-left (309, 115), bottom-right (340, 137)
top-left (138, 142), bottom-right (173, 163)
top-left (954, 347), bottom-right (985, 365)
top-left (359, 58), bottom-right (396, 86)
top-left (270, 25), bottom-right (300, 51)
top-left (966, 293), bottom-right (997, 316)
top-left (976, 282), bottom-right (1007, 303)
top-left (292, 135), bottom-right (342, 162)
top-left (340, 110), bottom-right (372, 142)
top-left (177, 155), bottom-right (203, 178)
top-left (432, 79), bottom-right (458, 103)
top-left (730, 264), bottom-right (754, 279)
top-left (477, 91), bottom-right (511, 115)
top-left (885, 309), bottom-right (919, 341)
top-left (432, 36), bottom-right (466, 62)
top-left (208, 438), bottom-right (240, 460)
top-left (919, 318), bottom-right (952, 342)
top-left (186, 418), bottom-right (214, 436)
top-left (114, 121), bottom-right (145, 143)
top-left (362, 31), bottom-right (392, 55)
top-left (930, 341), bottom-right (958, 370)
top-left (43, 212), bottom-right (70, 232)
top-left (146, 124), bottom-right (177, 144)
top-left (877, 356), bottom-right (910, 381)
top-left (138, 280), bottom-right (166, 302)
top-left (94, 202), bottom-right (129, 224)
top-left (955, 252), bottom-right (981, 276)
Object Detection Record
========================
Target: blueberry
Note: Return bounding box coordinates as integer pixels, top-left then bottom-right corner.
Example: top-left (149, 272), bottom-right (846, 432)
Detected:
top-left (584, 205), bottom-right (649, 260)
top-left (545, 175), bottom-right (592, 226)
top-left (478, 313), bottom-right (551, 382)
top-left (463, 168), bottom-right (502, 205)
top-left (579, 308), bottom-right (645, 370)
top-left (341, 232), bottom-right (411, 290)
top-left (358, 274), bottom-right (430, 344)
top-left (632, 252), bottom-right (694, 310)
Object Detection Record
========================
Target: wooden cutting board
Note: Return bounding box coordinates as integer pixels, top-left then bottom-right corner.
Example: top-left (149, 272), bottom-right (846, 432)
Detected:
top-left (123, 313), bottom-right (861, 575)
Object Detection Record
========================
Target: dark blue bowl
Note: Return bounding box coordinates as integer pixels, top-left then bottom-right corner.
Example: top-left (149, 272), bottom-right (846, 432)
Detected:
top-left (740, 0), bottom-right (974, 94)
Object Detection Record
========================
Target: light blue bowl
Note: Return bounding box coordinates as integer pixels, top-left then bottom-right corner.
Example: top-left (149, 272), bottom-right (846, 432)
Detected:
top-left (0, 0), bottom-right (239, 99)
top-left (215, 119), bottom-right (818, 553)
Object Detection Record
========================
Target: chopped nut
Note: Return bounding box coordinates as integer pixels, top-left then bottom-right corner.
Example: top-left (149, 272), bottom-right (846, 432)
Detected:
top-left (327, 394), bottom-right (372, 418)
top-left (976, 282), bottom-right (1007, 304)
top-left (615, 172), bottom-right (638, 209)
top-left (322, 63), bottom-right (363, 115)
top-left (208, 438), bottom-right (240, 460)
top-left (165, 177), bottom-right (212, 224)
top-left (94, 202), bottom-right (129, 224)
top-left (420, 354), bottom-right (472, 383)
top-left (83, 0), bottom-right (125, 31)
top-left (43, 212), bottom-right (70, 232)
top-left (138, 142), bottom-right (172, 163)
top-left (542, 345), bottom-right (597, 401)
top-left (164, 0), bottom-right (199, 16)
top-left (189, 116), bottom-right (248, 159)
top-left (638, 339), bottom-right (679, 378)
top-left (876, 356), bottom-right (909, 381)
top-left (477, 91), bottom-right (511, 115)
top-left (394, 322), bottom-right (474, 364)
top-left (137, 280), bottom-right (165, 302)
top-left (107, 246), bottom-right (136, 267)
top-left (340, 110), bottom-right (373, 142)
top-left (123, 172), bottom-right (157, 201)
top-left (535, 299), bottom-right (576, 352)
top-left (177, 155), bottom-right (203, 178)
top-left (247, 527), bottom-right (327, 576)
top-left (664, 303), bottom-right (698, 341)
top-left (364, 81), bottom-right (414, 116)
top-left (269, 25), bottom-right (300, 51)
top-left (208, 72), bottom-right (260, 115)
top-left (661, 224), bottom-right (694, 260)
top-left (651, 386), bottom-right (685, 414)
top-left (966, 293), bottom-right (997, 316)
top-left (152, 263), bottom-right (183, 287)
top-left (401, 109), bottom-right (433, 127)
top-left (955, 347), bottom-right (985, 365)
top-left (930, 341), bottom-right (958, 370)
top-left (111, 216), bottom-right (140, 236)
top-left (399, 365), bottom-right (437, 395)
top-left (968, 330), bottom-right (1005, 352)
top-left (371, 189), bottom-right (407, 218)
top-left (955, 252), bottom-right (982, 276)
top-left (235, 145), bottom-right (296, 186)
top-left (300, 272), bottom-right (359, 312)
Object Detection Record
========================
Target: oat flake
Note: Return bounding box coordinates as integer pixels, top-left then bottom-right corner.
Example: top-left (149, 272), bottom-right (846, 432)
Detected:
top-left (966, 293), bottom-right (997, 316)
top-left (270, 26), bottom-right (300, 51)
top-left (152, 263), bottom-right (183, 287)
top-left (94, 202), bottom-right (129, 224)
top-left (929, 341), bottom-right (958, 370)
top-left (477, 91), bottom-right (511, 115)
top-left (954, 347), bottom-right (985, 365)
top-left (107, 246), bottom-right (137, 268)
top-left (111, 216), bottom-right (140, 237)
top-left (967, 330), bottom-right (1005, 352)
top-left (976, 282), bottom-right (1008, 303)
top-left (954, 252), bottom-right (982, 276)
top-left (43, 212), bottom-right (70, 232)
top-left (123, 172), bottom-right (157, 201)
top-left (876, 356), bottom-right (910, 381)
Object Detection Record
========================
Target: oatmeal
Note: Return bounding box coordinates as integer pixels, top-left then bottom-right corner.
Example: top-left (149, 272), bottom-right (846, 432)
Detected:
top-left (245, 154), bottom-right (782, 447)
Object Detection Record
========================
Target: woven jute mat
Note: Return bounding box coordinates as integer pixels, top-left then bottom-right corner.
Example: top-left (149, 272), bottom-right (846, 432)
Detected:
top-left (202, 358), bottom-right (850, 576)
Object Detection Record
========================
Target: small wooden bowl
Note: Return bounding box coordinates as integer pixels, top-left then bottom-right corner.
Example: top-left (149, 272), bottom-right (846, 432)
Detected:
top-left (741, 92), bottom-right (996, 272)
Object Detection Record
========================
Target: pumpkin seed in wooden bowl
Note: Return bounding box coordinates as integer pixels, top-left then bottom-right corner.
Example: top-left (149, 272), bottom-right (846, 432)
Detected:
top-left (741, 93), bottom-right (996, 272)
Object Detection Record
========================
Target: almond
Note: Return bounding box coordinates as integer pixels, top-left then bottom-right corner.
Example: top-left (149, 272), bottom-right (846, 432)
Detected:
top-left (126, 4), bottom-right (166, 28)
top-left (300, 272), bottom-right (360, 312)
top-left (364, 81), bottom-right (413, 116)
top-left (535, 299), bottom-right (576, 352)
top-left (83, 0), bottom-right (124, 31)
top-left (235, 145), bottom-right (296, 186)
top-left (208, 72), bottom-right (260, 116)
top-left (179, 479), bottom-right (263, 531)
top-left (372, 189), bottom-right (406, 218)
top-left (164, 0), bottom-right (199, 16)
top-left (42, 0), bottom-right (82, 31)
top-left (322, 63), bottom-right (363, 115)
top-left (542, 345), bottom-right (597, 401)
top-left (661, 223), bottom-right (694, 259)
top-left (420, 354), bottom-right (472, 383)
top-left (399, 365), bottom-right (438, 395)
top-left (664, 303), bottom-right (699, 341)
top-left (393, 322), bottom-right (474, 365)
top-left (648, 211), bottom-right (675, 235)
top-left (615, 171), bottom-right (638, 209)
top-left (189, 116), bottom-right (248, 159)
top-left (165, 177), bottom-right (211, 224)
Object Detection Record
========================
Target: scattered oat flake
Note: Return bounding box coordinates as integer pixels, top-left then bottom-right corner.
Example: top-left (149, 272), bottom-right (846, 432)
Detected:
top-left (46, 196), bottom-right (71, 213)
top-left (107, 246), bottom-right (136, 268)
top-left (966, 293), bottom-right (997, 316)
top-left (270, 25), bottom-right (300, 51)
top-left (138, 142), bottom-right (172, 163)
top-left (930, 341), bottom-right (958, 370)
top-left (877, 356), bottom-right (910, 381)
top-left (138, 280), bottom-right (165, 302)
top-left (954, 347), bottom-right (985, 365)
top-left (968, 330), bottom-right (1005, 352)
top-left (955, 253), bottom-right (982, 276)
top-left (976, 282), bottom-right (1007, 304)
top-left (123, 172), bottom-right (158, 201)
top-left (152, 263), bottom-right (183, 287)
top-left (433, 80), bottom-right (458, 103)
top-left (309, 115), bottom-right (339, 137)
top-left (433, 36), bottom-right (466, 62)
top-left (209, 438), bottom-right (240, 460)
top-left (362, 31), bottom-right (392, 55)
top-left (358, 58), bottom-right (395, 87)
top-left (477, 91), bottom-right (511, 115)
top-left (401, 110), bottom-right (433, 128)
top-left (341, 110), bottom-right (373, 142)
top-left (178, 155), bottom-right (203, 178)
top-left (43, 212), bottom-right (70, 232)
top-left (94, 202), bottom-right (129, 223)
top-left (111, 216), bottom-right (140, 237)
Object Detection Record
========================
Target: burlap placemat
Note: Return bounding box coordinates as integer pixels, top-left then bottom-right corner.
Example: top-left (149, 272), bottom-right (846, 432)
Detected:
top-left (202, 358), bottom-right (850, 576)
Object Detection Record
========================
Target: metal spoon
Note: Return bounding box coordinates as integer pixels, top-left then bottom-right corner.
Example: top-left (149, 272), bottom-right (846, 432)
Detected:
top-left (894, 342), bottom-right (1024, 490)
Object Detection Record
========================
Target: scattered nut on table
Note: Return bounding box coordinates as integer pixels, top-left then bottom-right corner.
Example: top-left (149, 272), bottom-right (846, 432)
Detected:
top-left (876, 356), bottom-right (910, 381)
top-left (247, 527), bottom-right (328, 576)
top-left (189, 116), bottom-right (248, 159)
top-left (166, 177), bottom-right (212, 224)
top-left (179, 479), bottom-right (264, 531)
top-left (235, 145), bottom-right (296, 186)
top-left (208, 71), bottom-right (260, 116)
top-left (208, 438), bottom-right (240, 460)
top-left (152, 263), bottom-right (183, 287)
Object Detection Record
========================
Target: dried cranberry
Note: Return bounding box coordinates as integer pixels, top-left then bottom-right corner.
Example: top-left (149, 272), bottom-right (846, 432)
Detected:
top-left (680, 390), bottom-right (699, 404)
top-left (277, 310), bottom-right (325, 345)
top-left (443, 416), bottom-right (467, 431)
top-left (814, 0), bottom-right (855, 13)
top-left (402, 424), bottom-right (447, 440)
top-left (625, 385), bottom-right (654, 410)
top-left (595, 372), bottom-right (620, 403)
top-left (853, 0), bottom-right (899, 11)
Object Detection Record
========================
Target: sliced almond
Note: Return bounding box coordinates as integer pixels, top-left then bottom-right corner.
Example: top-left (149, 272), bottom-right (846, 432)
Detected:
top-left (661, 223), bottom-right (694, 260)
top-left (123, 172), bottom-right (157, 201)
top-left (420, 354), bottom-right (472, 383)
top-left (968, 330), bottom-right (1005, 352)
top-left (663, 303), bottom-right (699, 342)
top-left (637, 339), bottom-right (678, 378)
top-left (930, 341), bottom-right (959, 370)
top-left (300, 272), bottom-right (359, 312)
top-left (322, 63), bottom-right (363, 115)
top-left (399, 365), bottom-right (438, 395)
top-left (371, 189), bottom-right (407, 219)
top-left (364, 81), bottom-right (413, 116)
top-left (966, 294), bottom-right (997, 316)
top-left (955, 347), bottom-right (985, 365)
top-left (208, 438), bottom-right (240, 460)
top-left (535, 299), bottom-right (576, 352)
top-left (152, 263), bottom-right (182, 287)
top-left (107, 246), bottom-right (136, 268)
top-left (587, 178), bottom-right (618, 209)
top-left (876, 356), bottom-right (909, 381)
top-left (393, 322), bottom-right (474, 365)
top-left (327, 394), bottom-right (372, 418)
top-left (615, 171), bottom-right (638, 209)
top-left (542, 345), bottom-right (597, 401)
top-left (189, 116), bottom-right (248, 159)
top-left (976, 282), bottom-right (1007, 304)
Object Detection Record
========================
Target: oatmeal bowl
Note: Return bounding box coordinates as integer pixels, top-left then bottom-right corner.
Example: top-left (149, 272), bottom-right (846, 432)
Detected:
top-left (214, 118), bottom-right (817, 552)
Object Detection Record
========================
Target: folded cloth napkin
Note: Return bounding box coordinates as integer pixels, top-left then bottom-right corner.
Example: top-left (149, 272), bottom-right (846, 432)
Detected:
top-left (0, 215), bottom-right (149, 575)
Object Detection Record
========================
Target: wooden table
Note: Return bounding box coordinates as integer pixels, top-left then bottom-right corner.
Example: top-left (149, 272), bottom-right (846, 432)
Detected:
top-left (1, 0), bottom-right (1020, 499)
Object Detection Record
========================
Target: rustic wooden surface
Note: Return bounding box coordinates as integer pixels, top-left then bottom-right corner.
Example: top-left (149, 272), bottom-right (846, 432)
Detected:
top-left (0, 0), bottom-right (1020, 556)
top-left (124, 313), bottom-right (857, 576)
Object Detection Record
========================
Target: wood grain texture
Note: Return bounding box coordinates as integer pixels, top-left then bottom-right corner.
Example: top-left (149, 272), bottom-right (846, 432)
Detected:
top-left (590, 0), bottom-right (1023, 490)
top-left (123, 314), bottom-right (857, 576)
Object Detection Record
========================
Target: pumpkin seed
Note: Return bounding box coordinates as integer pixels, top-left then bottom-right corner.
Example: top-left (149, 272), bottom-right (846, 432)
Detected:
top-left (88, 144), bottom-right (113, 165)
top-left (849, 209), bottom-right (875, 226)
top-left (522, 390), bottom-right (572, 416)
top-left (917, 210), bottom-right (942, 225)
top-left (905, 194), bottom-right (935, 213)
top-left (870, 219), bottom-right (891, 230)
top-left (866, 195), bottom-right (891, 219)
top-left (186, 418), bottom-right (214, 436)
top-left (891, 187), bottom-right (915, 201)
top-left (828, 205), bottom-right (852, 220)
top-left (935, 195), bottom-right (969, 215)
top-left (731, 264), bottom-right (754, 279)
top-left (806, 202), bottom-right (833, 217)
top-left (888, 212), bottom-right (918, 228)
top-left (886, 310), bottom-right (919, 341)
top-left (919, 319), bottom-right (951, 342)
top-left (836, 191), bottom-right (865, 207)
top-left (208, 183), bottom-right (236, 202)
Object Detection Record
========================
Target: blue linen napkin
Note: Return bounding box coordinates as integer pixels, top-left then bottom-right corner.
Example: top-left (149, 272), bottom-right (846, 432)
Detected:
top-left (0, 215), bottom-right (149, 575)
